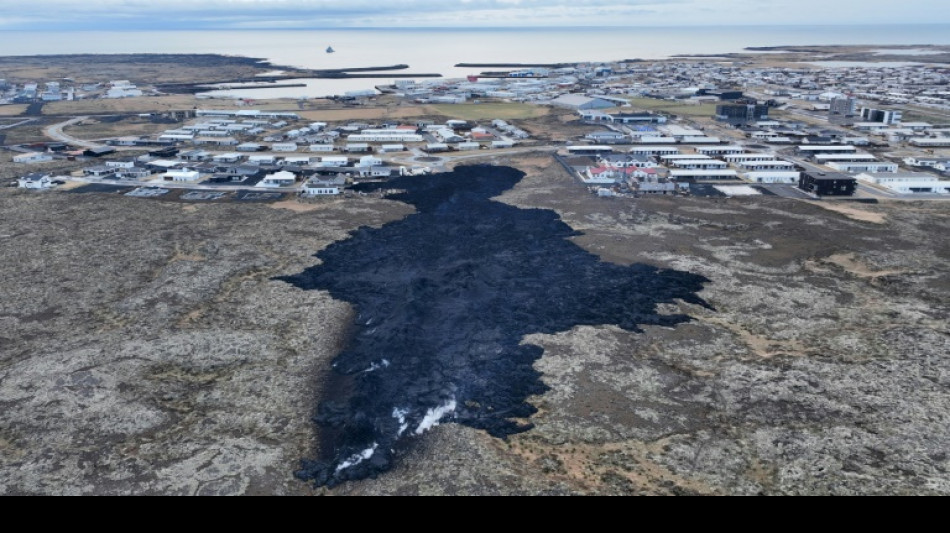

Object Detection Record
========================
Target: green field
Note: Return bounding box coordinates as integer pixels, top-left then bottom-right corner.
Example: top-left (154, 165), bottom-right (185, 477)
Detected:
top-left (427, 103), bottom-right (551, 121)
top-left (624, 98), bottom-right (719, 118)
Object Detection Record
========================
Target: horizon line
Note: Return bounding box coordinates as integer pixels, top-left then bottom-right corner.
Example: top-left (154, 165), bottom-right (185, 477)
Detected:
top-left (4, 22), bottom-right (950, 31)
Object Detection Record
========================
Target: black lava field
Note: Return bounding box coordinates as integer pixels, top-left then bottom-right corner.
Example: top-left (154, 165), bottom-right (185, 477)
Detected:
top-left (279, 165), bottom-right (710, 487)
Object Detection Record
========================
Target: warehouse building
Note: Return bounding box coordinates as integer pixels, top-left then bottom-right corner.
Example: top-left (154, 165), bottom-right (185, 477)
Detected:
top-left (550, 95), bottom-right (616, 110)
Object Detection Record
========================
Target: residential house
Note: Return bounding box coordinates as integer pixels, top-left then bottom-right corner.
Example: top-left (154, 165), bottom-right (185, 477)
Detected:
top-left (13, 152), bottom-right (53, 164)
top-left (903, 157), bottom-right (950, 172)
top-left (358, 166), bottom-right (392, 178)
top-left (17, 173), bottom-right (55, 189)
top-left (260, 170), bottom-right (298, 188)
top-left (83, 165), bottom-right (117, 178)
top-left (358, 155), bottom-right (383, 168)
top-left (164, 170), bottom-right (201, 182)
top-left (116, 166), bottom-right (153, 180)
top-left (303, 177), bottom-right (346, 196)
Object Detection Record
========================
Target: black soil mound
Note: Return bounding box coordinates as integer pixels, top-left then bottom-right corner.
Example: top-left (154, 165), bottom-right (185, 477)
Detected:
top-left (278, 165), bottom-right (710, 488)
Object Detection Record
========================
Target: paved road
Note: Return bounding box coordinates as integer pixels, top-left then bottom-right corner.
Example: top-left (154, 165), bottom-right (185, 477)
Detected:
top-left (0, 118), bottom-right (37, 131)
top-left (43, 117), bottom-right (101, 148)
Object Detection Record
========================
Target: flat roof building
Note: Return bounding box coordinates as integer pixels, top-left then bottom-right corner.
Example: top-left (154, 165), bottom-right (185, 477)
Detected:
top-left (799, 171), bottom-right (857, 196)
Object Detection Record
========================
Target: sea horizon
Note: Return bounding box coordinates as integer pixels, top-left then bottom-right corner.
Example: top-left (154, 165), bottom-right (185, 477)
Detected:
top-left (3, 24), bottom-right (949, 98)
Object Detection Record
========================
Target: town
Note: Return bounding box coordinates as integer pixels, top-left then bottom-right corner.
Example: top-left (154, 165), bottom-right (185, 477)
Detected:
top-left (4, 56), bottom-right (950, 202)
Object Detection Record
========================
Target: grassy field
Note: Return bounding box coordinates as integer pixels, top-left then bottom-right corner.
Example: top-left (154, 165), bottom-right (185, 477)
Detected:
top-left (298, 106), bottom-right (430, 122)
top-left (624, 97), bottom-right (719, 118)
top-left (0, 121), bottom-right (51, 146)
top-left (42, 96), bottom-right (313, 116)
top-left (427, 103), bottom-right (551, 121)
top-left (900, 105), bottom-right (950, 125)
top-left (63, 117), bottom-right (174, 140)
top-left (44, 96), bottom-right (203, 116)
top-left (0, 105), bottom-right (28, 117)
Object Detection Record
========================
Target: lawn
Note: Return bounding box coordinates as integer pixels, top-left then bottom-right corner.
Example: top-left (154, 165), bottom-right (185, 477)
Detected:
top-left (624, 97), bottom-right (719, 118)
top-left (427, 103), bottom-right (550, 121)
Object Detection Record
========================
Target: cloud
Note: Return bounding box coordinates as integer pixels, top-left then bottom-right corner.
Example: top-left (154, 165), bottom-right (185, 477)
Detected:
top-left (0, 0), bottom-right (946, 29)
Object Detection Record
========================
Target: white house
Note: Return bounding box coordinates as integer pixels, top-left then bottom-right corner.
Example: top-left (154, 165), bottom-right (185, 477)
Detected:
top-left (18, 173), bottom-right (55, 189)
top-left (13, 152), bottom-right (53, 164)
top-left (164, 170), bottom-right (201, 182)
top-left (248, 155), bottom-right (276, 165)
top-left (303, 177), bottom-right (345, 196)
top-left (669, 169), bottom-right (739, 181)
top-left (379, 144), bottom-right (406, 153)
top-left (904, 157), bottom-right (950, 172)
top-left (358, 166), bottom-right (392, 178)
top-left (260, 171), bottom-right (298, 188)
top-left (319, 156), bottom-right (350, 167)
top-left (911, 138), bottom-right (950, 148)
top-left (272, 143), bottom-right (298, 152)
top-left (358, 155), bottom-right (383, 168)
top-left (212, 153), bottom-right (244, 164)
top-left (283, 156), bottom-right (314, 166)
top-left (309, 144), bottom-right (335, 153)
top-left (434, 130), bottom-right (464, 144)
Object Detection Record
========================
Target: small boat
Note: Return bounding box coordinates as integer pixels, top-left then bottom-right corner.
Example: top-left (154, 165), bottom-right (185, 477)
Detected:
top-left (326, 46), bottom-right (335, 54)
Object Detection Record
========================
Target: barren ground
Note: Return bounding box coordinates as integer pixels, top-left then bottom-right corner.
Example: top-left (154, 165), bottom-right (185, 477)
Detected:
top-left (1, 155), bottom-right (948, 495)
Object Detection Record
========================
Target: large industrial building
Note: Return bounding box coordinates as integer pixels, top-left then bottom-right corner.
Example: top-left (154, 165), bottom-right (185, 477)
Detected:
top-left (549, 95), bottom-right (616, 110)
top-left (799, 171), bottom-right (857, 197)
top-left (859, 107), bottom-right (903, 125)
top-left (715, 102), bottom-right (770, 125)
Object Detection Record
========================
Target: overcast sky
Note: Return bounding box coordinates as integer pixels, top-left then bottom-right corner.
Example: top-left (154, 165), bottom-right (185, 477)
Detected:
top-left (0, 0), bottom-right (948, 30)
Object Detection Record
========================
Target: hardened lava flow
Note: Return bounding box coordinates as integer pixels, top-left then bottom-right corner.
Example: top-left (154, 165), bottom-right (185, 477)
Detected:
top-left (278, 165), bottom-right (710, 488)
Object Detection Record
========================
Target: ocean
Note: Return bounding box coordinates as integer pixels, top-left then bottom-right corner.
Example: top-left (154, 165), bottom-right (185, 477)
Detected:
top-left (1, 25), bottom-right (949, 98)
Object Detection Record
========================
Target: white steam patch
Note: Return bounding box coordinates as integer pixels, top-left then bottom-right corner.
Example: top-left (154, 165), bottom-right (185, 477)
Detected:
top-left (393, 408), bottom-right (410, 437)
top-left (363, 359), bottom-right (391, 373)
top-left (415, 399), bottom-right (457, 435)
top-left (335, 443), bottom-right (379, 474)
